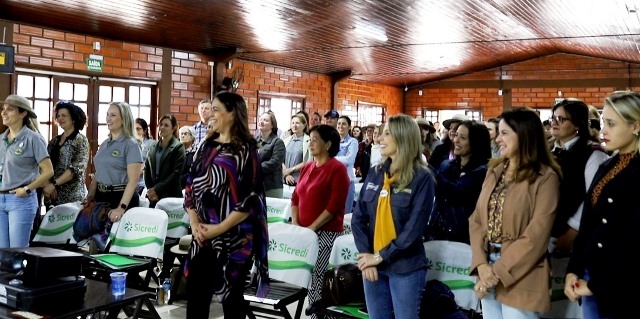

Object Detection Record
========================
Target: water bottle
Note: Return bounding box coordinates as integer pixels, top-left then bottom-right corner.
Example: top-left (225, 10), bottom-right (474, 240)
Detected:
top-left (162, 278), bottom-right (171, 304)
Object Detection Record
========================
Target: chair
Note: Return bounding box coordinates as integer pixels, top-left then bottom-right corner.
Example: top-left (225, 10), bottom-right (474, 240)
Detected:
top-left (155, 197), bottom-right (190, 303)
top-left (138, 188), bottom-right (150, 208)
top-left (328, 233), bottom-right (358, 268)
top-left (266, 197), bottom-right (292, 224)
top-left (83, 207), bottom-right (168, 293)
top-left (244, 223), bottom-right (319, 319)
top-left (282, 185), bottom-right (295, 199)
top-left (423, 240), bottom-right (478, 311)
top-left (342, 213), bottom-right (353, 234)
top-left (543, 256), bottom-right (583, 318)
top-left (31, 201), bottom-right (83, 250)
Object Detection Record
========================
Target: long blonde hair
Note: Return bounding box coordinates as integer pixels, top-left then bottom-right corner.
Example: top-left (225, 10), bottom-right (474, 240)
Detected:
top-left (382, 114), bottom-right (427, 190)
top-left (109, 102), bottom-right (137, 140)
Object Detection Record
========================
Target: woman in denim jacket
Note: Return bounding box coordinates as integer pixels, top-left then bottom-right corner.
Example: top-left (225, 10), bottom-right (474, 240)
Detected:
top-left (352, 114), bottom-right (436, 319)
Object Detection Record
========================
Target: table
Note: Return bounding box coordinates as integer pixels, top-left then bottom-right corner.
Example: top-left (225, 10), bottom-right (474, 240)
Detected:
top-left (0, 278), bottom-right (160, 319)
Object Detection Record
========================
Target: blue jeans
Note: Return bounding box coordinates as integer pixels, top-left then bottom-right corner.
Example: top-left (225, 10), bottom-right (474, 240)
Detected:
top-left (481, 248), bottom-right (540, 319)
top-left (345, 181), bottom-right (355, 214)
top-left (363, 268), bottom-right (427, 319)
top-left (582, 271), bottom-right (609, 319)
top-left (0, 193), bottom-right (37, 248)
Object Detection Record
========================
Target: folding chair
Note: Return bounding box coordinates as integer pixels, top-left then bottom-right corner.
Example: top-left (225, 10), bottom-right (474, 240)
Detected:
top-left (154, 197), bottom-right (190, 303)
top-left (138, 188), bottom-right (150, 208)
top-left (31, 201), bottom-right (83, 250)
top-left (83, 207), bottom-right (168, 293)
top-left (265, 197), bottom-right (292, 224)
top-left (423, 240), bottom-right (478, 312)
top-left (328, 233), bottom-right (358, 268)
top-left (245, 223), bottom-right (319, 319)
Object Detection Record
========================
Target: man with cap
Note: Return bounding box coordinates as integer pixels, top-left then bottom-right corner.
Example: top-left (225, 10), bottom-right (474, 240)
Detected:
top-left (324, 110), bottom-right (340, 128)
top-left (429, 114), bottom-right (470, 170)
top-left (0, 95), bottom-right (54, 248)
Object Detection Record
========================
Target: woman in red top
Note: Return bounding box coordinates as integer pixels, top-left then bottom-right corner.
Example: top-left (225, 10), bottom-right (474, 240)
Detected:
top-left (291, 124), bottom-right (350, 311)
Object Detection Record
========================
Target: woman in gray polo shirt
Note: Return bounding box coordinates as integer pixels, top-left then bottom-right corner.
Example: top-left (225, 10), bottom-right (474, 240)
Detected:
top-left (84, 102), bottom-right (143, 251)
top-left (0, 95), bottom-right (54, 248)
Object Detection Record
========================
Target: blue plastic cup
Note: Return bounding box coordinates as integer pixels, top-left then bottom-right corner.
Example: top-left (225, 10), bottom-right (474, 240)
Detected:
top-left (110, 272), bottom-right (127, 296)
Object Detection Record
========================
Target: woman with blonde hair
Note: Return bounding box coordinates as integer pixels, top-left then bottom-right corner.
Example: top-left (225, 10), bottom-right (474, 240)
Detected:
top-left (352, 114), bottom-right (435, 319)
top-left (565, 91), bottom-right (640, 319)
top-left (470, 108), bottom-right (561, 319)
top-left (84, 102), bottom-right (143, 250)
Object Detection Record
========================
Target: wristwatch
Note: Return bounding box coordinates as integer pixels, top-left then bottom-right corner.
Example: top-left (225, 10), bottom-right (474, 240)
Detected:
top-left (373, 252), bottom-right (382, 263)
top-left (120, 203), bottom-right (127, 210)
top-left (23, 186), bottom-right (31, 194)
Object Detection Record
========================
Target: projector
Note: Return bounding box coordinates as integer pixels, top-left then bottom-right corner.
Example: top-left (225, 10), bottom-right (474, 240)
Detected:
top-left (0, 247), bottom-right (83, 281)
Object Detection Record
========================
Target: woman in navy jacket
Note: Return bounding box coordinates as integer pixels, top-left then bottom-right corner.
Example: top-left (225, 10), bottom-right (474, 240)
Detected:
top-left (565, 91), bottom-right (640, 319)
top-left (352, 114), bottom-right (435, 319)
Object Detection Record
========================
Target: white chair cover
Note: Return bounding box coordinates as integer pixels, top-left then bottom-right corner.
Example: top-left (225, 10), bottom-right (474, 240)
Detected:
top-left (282, 185), bottom-right (295, 199)
top-left (155, 197), bottom-right (189, 239)
top-left (107, 207), bottom-right (168, 259)
top-left (328, 233), bottom-right (358, 268)
top-left (266, 197), bottom-right (292, 224)
top-left (342, 213), bottom-right (353, 234)
top-left (33, 201), bottom-right (83, 244)
top-left (267, 223), bottom-right (319, 288)
top-left (423, 240), bottom-right (478, 310)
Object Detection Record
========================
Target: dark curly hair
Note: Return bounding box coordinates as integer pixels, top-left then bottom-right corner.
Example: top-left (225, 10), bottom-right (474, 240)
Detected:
top-left (54, 101), bottom-right (87, 132)
top-left (309, 124), bottom-right (341, 157)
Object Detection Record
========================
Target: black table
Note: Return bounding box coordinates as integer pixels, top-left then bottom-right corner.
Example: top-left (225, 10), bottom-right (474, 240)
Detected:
top-left (0, 278), bottom-right (160, 319)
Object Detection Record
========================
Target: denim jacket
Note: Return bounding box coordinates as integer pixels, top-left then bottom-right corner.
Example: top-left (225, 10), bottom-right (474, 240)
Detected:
top-left (352, 159), bottom-right (435, 274)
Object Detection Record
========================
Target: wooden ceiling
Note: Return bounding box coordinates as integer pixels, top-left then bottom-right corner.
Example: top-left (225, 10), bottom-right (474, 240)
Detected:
top-left (3, 0), bottom-right (640, 87)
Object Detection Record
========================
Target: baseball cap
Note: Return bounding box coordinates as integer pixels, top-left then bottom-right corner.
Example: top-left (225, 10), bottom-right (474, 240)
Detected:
top-left (324, 110), bottom-right (340, 119)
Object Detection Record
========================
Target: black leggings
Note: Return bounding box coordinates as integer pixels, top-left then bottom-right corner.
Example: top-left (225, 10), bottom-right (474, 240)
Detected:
top-left (186, 248), bottom-right (251, 319)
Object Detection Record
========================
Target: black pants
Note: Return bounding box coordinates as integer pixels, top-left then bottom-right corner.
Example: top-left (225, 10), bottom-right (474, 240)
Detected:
top-left (186, 247), bottom-right (251, 319)
top-left (95, 189), bottom-right (139, 210)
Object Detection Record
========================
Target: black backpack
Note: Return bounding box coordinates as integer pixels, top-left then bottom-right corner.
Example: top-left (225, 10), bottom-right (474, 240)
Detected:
top-left (420, 279), bottom-right (469, 319)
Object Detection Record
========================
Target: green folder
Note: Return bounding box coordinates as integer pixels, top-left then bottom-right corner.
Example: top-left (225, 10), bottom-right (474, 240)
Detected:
top-left (328, 303), bottom-right (368, 319)
top-left (93, 254), bottom-right (146, 269)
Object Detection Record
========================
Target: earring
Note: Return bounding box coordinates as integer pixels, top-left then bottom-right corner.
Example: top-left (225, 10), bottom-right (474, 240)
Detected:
top-left (635, 132), bottom-right (639, 136)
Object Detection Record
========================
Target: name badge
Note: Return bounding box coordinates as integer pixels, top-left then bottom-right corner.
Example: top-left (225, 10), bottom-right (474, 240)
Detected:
top-left (380, 190), bottom-right (388, 197)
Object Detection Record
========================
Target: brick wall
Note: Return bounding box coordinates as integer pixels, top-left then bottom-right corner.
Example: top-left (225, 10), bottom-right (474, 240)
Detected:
top-left (13, 23), bottom-right (403, 130)
top-left (168, 51), bottom-right (211, 126)
top-left (405, 54), bottom-right (640, 120)
top-left (13, 24), bottom-right (163, 80)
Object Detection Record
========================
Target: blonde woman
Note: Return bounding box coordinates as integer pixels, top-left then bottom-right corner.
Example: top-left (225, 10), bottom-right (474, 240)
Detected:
top-left (282, 113), bottom-right (311, 185)
top-left (565, 91), bottom-right (640, 319)
top-left (84, 102), bottom-right (143, 250)
top-left (352, 114), bottom-right (435, 319)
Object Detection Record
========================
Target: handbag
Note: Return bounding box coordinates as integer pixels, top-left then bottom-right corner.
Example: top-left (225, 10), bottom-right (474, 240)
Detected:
top-left (72, 201), bottom-right (112, 242)
top-left (321, 263), bottom-right (365, 305)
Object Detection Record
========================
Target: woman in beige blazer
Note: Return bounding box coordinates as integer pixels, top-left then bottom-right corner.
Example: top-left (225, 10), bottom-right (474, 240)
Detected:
top-left (282, 113), bottom-right (311, 185)
top-left (469, 108), bottom-right (561, 319)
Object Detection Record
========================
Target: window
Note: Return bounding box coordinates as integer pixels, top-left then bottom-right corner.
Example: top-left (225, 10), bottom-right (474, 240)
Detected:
top-left (465, 110), bottom-right (482, 121)
top-left (421, 109), bottom-right (439, 124)
top-left (357, 101), bottom-right (385, 126)
top-left (258, 92), bottom-right (305, 132)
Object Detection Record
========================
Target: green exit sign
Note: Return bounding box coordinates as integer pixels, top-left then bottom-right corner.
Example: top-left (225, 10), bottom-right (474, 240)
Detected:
top-left (87, 54), bottom-right (103, 72)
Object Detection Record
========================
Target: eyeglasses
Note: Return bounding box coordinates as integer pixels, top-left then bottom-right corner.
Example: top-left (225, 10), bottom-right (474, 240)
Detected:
top-left (549, 115), bottom-right (571, 124)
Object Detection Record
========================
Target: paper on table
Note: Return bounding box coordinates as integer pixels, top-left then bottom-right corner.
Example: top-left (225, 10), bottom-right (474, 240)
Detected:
top-left (93, 254), bottom-right (145, 269)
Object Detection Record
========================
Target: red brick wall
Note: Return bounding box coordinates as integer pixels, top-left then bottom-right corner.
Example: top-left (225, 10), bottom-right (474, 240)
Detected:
top-left (168, 51), bottom-right (211, 126)
top-left (406, 54), bottom-right (640, 120)
top-left (226, 60), bottom-right (403, 129)
top-left (13, 24), bottom-right (163, 79)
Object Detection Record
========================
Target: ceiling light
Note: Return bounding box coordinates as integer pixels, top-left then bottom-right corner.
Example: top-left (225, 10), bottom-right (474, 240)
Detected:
top-left (498, 89), bottom-right (503, 96)
top-left (404, 85), bottom-right (408, 92)
top-left (418, 89), bottom-right (423, 96)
